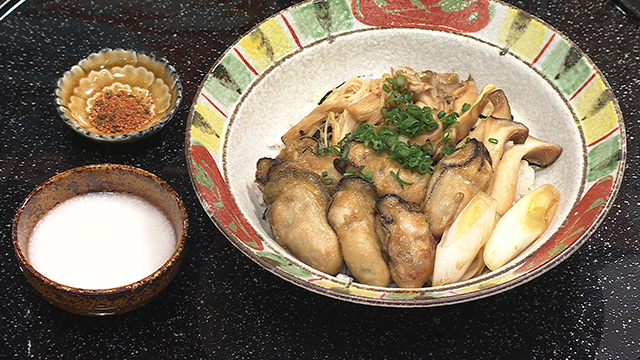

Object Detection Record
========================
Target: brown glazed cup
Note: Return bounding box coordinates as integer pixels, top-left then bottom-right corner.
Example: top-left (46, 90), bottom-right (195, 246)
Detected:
top-left (12, 164), bottom-right (188, 316)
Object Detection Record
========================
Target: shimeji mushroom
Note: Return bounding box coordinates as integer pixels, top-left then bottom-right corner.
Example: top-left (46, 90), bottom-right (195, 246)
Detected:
top-left (430, 83), bottom-right (496, 161)
top-left (461, 87), bottom-right (528, 167)
top-left (403, 68), bottom-right (471, 113)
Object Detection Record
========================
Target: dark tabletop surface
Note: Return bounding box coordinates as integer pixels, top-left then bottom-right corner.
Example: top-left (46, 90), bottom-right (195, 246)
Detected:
top-left (1, 0), bottom-right (639, 359)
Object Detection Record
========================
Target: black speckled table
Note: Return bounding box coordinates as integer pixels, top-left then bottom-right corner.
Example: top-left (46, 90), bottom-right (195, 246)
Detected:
top-left (1, 1), bottom-right (639, 358)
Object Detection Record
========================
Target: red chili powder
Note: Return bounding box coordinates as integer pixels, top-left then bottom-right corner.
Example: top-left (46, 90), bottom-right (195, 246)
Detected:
top-left (89, 89), bottom-right (154, 134)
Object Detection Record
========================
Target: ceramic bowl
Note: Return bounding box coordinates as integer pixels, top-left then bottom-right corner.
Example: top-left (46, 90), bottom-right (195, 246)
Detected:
top-left (55, 48), bottom-right (182, 142)
top-left (186, 0), bottom-right (625, 306)
top-left (12, 164), bottom-right (188, 315)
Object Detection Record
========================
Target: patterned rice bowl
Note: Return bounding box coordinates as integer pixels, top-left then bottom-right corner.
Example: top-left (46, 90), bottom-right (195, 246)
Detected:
top-left (186, 0), bottom-right (626, 306)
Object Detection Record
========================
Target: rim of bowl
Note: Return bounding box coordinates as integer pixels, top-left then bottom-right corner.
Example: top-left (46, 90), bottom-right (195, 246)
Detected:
top-left (54, 48), bottom-right (183, 143)
top-left (12, 164), bottom-right (189, 295)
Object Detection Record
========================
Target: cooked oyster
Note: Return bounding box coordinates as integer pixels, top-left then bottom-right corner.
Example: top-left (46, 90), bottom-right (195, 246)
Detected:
top-left (256, 137), bottom-right (344, 193)
top-left (328, 176), bottom-right (390, 287)
top-left (422, 138), bottom-right (493, 238)
top-left (376, 194), bottom-right (437, 288)
top-left (263, 168), bottom-right (343, 275)
top-left (346, 142), bottom-right (431, 204)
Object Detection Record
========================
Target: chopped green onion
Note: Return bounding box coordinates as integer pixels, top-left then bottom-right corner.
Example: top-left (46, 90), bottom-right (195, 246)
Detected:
top-left (488, 137), bottom-right (499, 144)
top-left (379, 125), bottom-right (399, 149)
top-left (440, 112), bottom-right (460, 128)
top-left (394, 74), bottom-right (407, 87)
top-left (441, 144), bottom-right (456, 156)
top-left (334, 74), bottom-right (470, 186)
top-left (390, 169), bottom-right (413, 189)
top-left (342, 168), bottom-right (373, 183)
top-left (361, 169), bottom-right (373, 182)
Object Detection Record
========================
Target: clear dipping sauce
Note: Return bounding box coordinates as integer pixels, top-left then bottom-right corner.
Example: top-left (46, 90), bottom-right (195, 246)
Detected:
top-left (27, 192), bottom-right (177, 289)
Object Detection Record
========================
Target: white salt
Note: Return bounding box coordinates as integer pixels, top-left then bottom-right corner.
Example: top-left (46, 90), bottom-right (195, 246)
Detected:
top-left (27, 192), bottom-right (177, 289)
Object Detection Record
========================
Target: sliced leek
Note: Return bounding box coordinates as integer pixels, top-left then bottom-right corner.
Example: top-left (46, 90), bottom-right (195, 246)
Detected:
top-left (432, 192), bottom-right (497, 286)
top-left (458, 249), bottom-right (486, 282)
top-left (483, 183), bottom-right (560, 271)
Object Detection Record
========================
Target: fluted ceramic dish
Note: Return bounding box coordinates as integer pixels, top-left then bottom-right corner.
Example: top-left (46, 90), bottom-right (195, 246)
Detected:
top-left (186, 0), bottom-right (626, 306)
top-left (56, 48), bottom-right (182, 142)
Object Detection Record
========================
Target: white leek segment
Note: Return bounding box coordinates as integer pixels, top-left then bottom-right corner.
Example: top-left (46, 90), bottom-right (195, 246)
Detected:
top-left (483, 184), bottom-right (560, 271)
top-left (458, 249), bottom-right (486, 282)
top-left (432, 192), bottom-right (497, 286)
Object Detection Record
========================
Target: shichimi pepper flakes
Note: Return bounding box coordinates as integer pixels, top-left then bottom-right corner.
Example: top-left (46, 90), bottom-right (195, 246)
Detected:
top-left (89, 88), bottom-right (154, 134)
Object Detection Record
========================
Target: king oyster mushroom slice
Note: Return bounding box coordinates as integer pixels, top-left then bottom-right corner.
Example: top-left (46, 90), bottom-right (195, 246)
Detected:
top-left (430, 83), bottom-right (496, 161)
top-left (346, 142), bottom-right (431, 204)
top-left (463, 117), bottom-right (529, 169)
top-left (375, 194), bottom-right (437, 288)
top-left (422, 138), bottom-right (494, 239)
top-left (327, 176), bottom-right (391, 287)
top-left (486, 89), bottom-right (513, 120)
top-left (263, 168), bottom-right (343, 275)
top-left (450, 84), bottom-right (496, 143)
top-left (449, 75), bottom-right (479, 111)
top-left (488, 136), bottom-right (563, 216)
